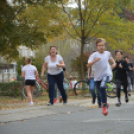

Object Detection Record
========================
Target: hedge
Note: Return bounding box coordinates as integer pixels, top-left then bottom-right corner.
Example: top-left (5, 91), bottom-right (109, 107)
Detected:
top-left (0, 81), bottom-right (22, 96)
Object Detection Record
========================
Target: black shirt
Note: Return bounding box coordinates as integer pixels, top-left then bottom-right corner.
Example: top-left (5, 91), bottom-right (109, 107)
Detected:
top-left (113, 60), bottom-right (128, 82)
top-left (63, 68), bottom-right (66, 72)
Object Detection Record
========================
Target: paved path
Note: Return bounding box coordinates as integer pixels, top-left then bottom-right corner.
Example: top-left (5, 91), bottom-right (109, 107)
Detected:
top-left (0, 96), bottom-right (134, 134)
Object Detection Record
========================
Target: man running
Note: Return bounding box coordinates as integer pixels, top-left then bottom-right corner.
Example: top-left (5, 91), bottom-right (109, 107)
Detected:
top-left (87, 38), bottom-right (116, 116)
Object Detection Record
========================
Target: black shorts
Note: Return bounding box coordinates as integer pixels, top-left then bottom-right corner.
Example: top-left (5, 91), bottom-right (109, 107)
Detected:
top-left (25, 80), bottom-right (36, 86)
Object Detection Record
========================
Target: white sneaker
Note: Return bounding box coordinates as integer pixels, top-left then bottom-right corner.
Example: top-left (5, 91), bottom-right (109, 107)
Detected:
top-left (29, 101), bottom-right (33, 106)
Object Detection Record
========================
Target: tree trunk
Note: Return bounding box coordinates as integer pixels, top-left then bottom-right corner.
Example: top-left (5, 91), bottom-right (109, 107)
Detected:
top-left (80, 39), bottom-right (84, 79)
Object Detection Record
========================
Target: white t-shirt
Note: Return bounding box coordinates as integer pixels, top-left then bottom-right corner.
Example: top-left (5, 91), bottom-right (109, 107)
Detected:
top-left (22, 65), bottom-right (37, 80)
top-left (45, 55), bottom-right (63, 75)
top-left (107, 64), bottom-right (113, 82)
top-left (88, 51), bottom-right (112, 81)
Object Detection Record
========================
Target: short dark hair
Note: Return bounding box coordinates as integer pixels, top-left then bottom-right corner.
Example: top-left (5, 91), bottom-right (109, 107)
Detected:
top-left (124, 56), bottom-right (129, 59)
top-left (115, 50), bottom-right (123, 55)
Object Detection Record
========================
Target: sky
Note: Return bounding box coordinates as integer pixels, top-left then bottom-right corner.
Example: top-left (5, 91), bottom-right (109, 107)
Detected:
top-left (7, 0), bottom-right (78, 8)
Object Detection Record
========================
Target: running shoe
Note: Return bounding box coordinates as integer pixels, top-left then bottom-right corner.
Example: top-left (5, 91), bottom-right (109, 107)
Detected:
top-left (102, 106), bottom-right (108, 116)
top-left (92, 97), bottom-right (96, 104)
top-left (128, 93), bottom-right (131, 96)
top-left (28, 102), bottom-right (33, 106)
top-left (115, 102), bottom-right (121, 107)
top-left (98, 103), bottom-right (102, 108)
top-left (54, 98), bottom-right (57, 103)
top-left (47, 102), bottom-right (53, 106)
top-left (125, 96), bottom-right (129, 103)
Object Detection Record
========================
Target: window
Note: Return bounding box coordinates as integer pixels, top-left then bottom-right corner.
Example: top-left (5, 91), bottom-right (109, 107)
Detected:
top-left (25, 49), bottom-right (28, 57)
top-left (13, 65), bottom-right (17, 73)
top-left (31, 51), bottom-right (33, 57)
top-left (19, 49), bottom-right (23, 56)
top-left (5, 69), bottom-right (10, 74)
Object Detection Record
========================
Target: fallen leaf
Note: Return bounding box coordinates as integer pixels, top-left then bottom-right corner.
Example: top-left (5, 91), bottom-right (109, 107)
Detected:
top-left (20, 120), bottom-right (24, 121)
top-left (67, 111), bottom-right (70, 114)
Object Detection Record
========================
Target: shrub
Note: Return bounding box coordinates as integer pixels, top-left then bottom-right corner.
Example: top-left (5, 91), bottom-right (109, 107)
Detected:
top-left (0, 81), bottom-right (22, 96)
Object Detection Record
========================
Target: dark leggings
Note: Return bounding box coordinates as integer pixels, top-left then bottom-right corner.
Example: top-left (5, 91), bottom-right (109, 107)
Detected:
top-left (116, 79), bottom-right (128, 102)
top-left (47, 72), bottom-right (67, 104)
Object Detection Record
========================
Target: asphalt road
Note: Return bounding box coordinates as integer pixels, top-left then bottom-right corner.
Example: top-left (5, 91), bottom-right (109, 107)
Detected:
top-left (0, 102), bottom-right (134, 134)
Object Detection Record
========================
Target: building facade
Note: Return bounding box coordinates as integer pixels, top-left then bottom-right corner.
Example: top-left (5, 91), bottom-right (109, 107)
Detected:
top-left (0, 46), bottom-right (36, 82)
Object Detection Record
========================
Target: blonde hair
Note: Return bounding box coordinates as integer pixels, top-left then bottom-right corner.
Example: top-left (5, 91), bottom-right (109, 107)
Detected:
top-left (95, 38), bottom-right (106, 46)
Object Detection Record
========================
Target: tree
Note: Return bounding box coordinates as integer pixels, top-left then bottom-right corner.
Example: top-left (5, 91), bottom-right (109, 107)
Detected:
top-left (71, 54), bottom-right (89, 78)
top-left (60, 0), bottom-right (134, 79)
top-left (17, 56), bottom-right (43, 76)
top-left (0, 0), bottom-right (48, 61)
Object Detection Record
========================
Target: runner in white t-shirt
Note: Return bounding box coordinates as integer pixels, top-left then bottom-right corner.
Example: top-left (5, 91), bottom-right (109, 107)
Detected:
top-left (21, 58), bottom-right (38, 106)
top-left (41, 46), bottom-right (67, 106)
top-left (87, 38), bottom-right (116, 116)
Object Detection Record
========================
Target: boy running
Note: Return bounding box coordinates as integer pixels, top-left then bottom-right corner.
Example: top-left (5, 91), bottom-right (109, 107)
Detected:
top-left (87, 38), bottom-right (116, 116)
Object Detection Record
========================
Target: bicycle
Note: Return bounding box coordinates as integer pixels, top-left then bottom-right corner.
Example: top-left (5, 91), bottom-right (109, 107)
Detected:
top-left (21, 77), bottom-right (70, 98)
top-left (73, 79), bottom-right (118, 98)
top-left (20, 77), bottom-right (49, 98)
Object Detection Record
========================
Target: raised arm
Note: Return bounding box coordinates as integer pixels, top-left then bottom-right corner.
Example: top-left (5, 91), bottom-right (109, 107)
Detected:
top-left (56, 60), bottom-right (65, 68)
top-left (87, 58), bottom-right (101, 68)
top-left (109, 57), bottom-right (116, 69)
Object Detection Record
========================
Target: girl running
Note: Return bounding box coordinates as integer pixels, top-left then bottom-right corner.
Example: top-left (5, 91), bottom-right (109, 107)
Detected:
top-left (21, 58), bottom-right (38, 106)
top-left (113, 50), bottom-right (129, 107)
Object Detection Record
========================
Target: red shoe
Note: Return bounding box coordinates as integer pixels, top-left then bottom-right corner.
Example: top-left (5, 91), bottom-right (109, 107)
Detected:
top-left (54, 98), bottom-right (57, 103)
top-left (102, 106), bottom-right (108, 116)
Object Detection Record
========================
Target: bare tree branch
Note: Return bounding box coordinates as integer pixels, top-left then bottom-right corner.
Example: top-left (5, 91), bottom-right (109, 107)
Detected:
top-left (61, 22), bottom-right (81, 41)
top-left (61, 0), bottom-right (81, 38)
top-left (78, 0), bottom-right (83, 36)
top-left (85, 6), bottom-right (109, 38)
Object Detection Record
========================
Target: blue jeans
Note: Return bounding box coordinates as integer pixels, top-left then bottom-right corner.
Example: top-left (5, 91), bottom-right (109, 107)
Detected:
top-left (89, 78), bottom-right (101, 104)
top-left (54, 84), bottom-right (57, 99)
top-left (54, 84), bottom-right (62, 98)
top-left (96, 76), bottom-right (109, 104)
top-left (47, 72), bottom-right (67, 104)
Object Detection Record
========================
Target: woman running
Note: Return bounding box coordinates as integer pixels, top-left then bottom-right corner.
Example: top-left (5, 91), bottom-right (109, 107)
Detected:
top-left (21, 58), bottom-right (38, 106)
top-left (113, 50), bottom-right (129, 107)
top-left (41, 46), bottom-right (67, 106)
